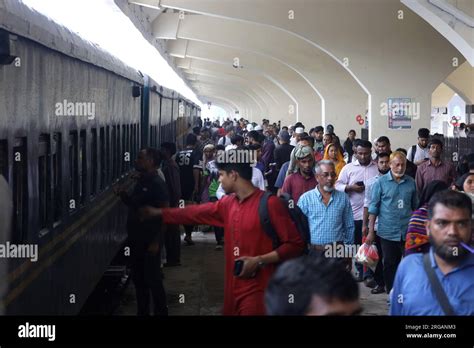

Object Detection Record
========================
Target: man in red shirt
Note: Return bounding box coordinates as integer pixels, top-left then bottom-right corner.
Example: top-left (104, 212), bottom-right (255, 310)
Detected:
top-left (281, 146), bottom-right (316, 203)
top-left (140, 149), bottom-right (305, 315)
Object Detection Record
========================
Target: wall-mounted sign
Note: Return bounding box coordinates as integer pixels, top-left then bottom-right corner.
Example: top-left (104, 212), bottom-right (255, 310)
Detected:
top-left (387, 97), bottom-right (412, 129)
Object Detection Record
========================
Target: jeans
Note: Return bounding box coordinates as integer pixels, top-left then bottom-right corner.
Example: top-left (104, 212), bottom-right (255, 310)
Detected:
top-left (210, 196), bottom-right (224, 243)
top-left (354, 220), bottom-right (364, 277)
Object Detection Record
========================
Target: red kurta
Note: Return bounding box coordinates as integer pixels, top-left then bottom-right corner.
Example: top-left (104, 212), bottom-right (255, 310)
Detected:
top-left (162, 189), bottom-right (304, 315)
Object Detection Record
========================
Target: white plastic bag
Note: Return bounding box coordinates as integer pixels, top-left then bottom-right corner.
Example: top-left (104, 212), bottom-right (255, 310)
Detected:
top-left (355, 243), bottom-right (379, 271)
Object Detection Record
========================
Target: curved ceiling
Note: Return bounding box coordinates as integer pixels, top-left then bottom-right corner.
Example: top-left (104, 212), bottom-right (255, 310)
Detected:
top-left (123, 0), bottom-right (468, 145)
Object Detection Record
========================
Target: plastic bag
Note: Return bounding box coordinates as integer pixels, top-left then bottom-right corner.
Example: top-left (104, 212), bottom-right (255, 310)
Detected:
top-left (355, 243), bottom-right (379, 271)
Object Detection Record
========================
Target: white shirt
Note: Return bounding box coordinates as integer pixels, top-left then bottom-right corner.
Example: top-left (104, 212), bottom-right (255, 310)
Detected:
top-left (407, 144), bottom-right (429, 163)
top-left (218, 135), bottom-right (232, 147)
top-left (335, 160), bottom-right (379, 220)
top-left (216, 167), bottom-right (266, 199)
top-left (290, 136), bottom-right (298, 147)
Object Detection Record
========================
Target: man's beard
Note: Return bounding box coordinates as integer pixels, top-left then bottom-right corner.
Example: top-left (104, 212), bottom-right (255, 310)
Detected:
top-left (379, 168), bottom-right (389, 175)
top-left (429, 235), bottom-right (469, 262)
top-left (392, 171), bottom-right (405, 178)
top-left (323, 185), bottom-right (334, 192)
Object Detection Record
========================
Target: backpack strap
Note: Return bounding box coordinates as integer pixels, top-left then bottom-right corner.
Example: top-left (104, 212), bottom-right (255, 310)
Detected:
top-left (410, 144), bottom-right (417, 163)
top-left (258, 191), bottom-right (280, 249)
top-left (422, 252), bottom-right (455, 315)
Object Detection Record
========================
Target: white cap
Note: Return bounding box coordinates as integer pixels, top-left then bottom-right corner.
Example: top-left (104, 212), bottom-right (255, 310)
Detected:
top-left (254, 125), bottom-right (263, 131)
top-left (246, 124), bottom-right (254, 131)
top-left (295, 127), bottom-right (304, 134)
top-left (225, 144), bottom-right (238, 151)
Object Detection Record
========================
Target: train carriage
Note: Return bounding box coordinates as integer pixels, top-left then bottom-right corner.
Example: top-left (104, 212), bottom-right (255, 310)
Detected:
top-left (0, 1), bottom-right (199, 315)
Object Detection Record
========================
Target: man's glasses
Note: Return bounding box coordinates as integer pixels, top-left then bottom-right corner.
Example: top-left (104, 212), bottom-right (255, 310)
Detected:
top-left (320, 172), bottom-right (337, 178)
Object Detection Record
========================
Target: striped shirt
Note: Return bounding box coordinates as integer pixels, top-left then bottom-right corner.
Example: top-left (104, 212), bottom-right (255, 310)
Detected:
top-left (298, 186), bottom-right (355, 245)
top-left (415, 160), bottom-right (456, 193)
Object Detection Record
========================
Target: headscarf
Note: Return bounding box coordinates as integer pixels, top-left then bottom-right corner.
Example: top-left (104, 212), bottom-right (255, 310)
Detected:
top-left (323, 143), bottom-right (345, 178)
top-left (202, 144), bottom-right (216, 170)
top-left (456, 172), bottom-right (474, 192)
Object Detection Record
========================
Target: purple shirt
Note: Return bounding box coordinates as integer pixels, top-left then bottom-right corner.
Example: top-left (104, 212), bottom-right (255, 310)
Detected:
top-left (415, 160), bottom-right (456, 193)
top-left (281, 172), bottom-right (317, 204)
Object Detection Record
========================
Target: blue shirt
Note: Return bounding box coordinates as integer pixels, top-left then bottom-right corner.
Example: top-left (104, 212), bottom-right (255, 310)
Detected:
top-left (275, 161), bottom-right (290, 189)
top-left (368, 172), bottom-right (418, 241)
top-left (298, 186), bottom-right (354, 245)
top-left (390, 248), bottom-right (474, 315)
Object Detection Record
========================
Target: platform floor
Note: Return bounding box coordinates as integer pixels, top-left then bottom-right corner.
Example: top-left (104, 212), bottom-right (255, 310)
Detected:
top-left (114, 232), bottom-right (389, 316)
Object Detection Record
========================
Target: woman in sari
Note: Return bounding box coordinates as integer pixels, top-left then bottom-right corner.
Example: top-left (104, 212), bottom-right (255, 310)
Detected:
top-left (323, 143), bottom-right (345, 179)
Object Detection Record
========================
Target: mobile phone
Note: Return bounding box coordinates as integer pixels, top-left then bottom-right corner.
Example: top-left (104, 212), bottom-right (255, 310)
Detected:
top-left (356, 181), bottom-right (364, 186)
top-left (234, 260), bottom-right (244, 276)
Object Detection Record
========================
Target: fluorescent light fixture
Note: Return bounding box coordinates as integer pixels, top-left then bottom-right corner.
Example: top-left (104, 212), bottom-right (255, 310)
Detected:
top-left (128, 0), bottom-right (161, 10)
top-left (22, 0), bottom-right (201, 106)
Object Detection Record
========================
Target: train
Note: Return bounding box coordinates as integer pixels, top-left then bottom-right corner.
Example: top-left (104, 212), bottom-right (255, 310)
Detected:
top-left (0, 1), bottom-right (200, 315)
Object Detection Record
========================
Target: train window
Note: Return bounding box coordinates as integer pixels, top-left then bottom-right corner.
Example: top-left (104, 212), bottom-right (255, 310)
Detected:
top-left (105, 125), bottom-right (110, 186)
top-left (136, 124), bottom-right (140, 153)
top-left (0, 139), bottom-right (8, 181)
top-left (79, 130), bottom-right (87, 205)
top-left (91, 128), bottom-right (97, 197)
top-left (99, 127), bottom-right (106, 191)
top-left (125, 125), bottom-right (130, 171)
top-left (122, 125), bottom-right (126, 174)
top-left (38, 134), bottom-right (51, 232)
top-left (52, 133), bottom-right (62, 224)
top-left (116, 125), bottom-right (121, 179)
top-left (111, 125), bottom-right (116, 181)
top-left (151, 125), bottom-right (156, 147)
top-left (131, 124), bottom-right (136, 162)
top-left (13, 137), bottom-right (28, 242)
top-left (149, 125), bottom-right (153, 147)
top-left (69, 131), bottom-right (78, 212)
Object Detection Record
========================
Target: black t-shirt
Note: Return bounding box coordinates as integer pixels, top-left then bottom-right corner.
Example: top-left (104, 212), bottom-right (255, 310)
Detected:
top-left (125, 173), bottom-right (169, 247)
top-left (274, 143), bottom-right (294, 170)
top-left (176, 148), bottom-right (202, 199)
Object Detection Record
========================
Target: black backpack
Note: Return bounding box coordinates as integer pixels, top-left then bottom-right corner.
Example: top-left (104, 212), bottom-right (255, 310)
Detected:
top-left (410, 144), bottom-right (417, 162)
top-left (258, 191), bottom-right (311, 253)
